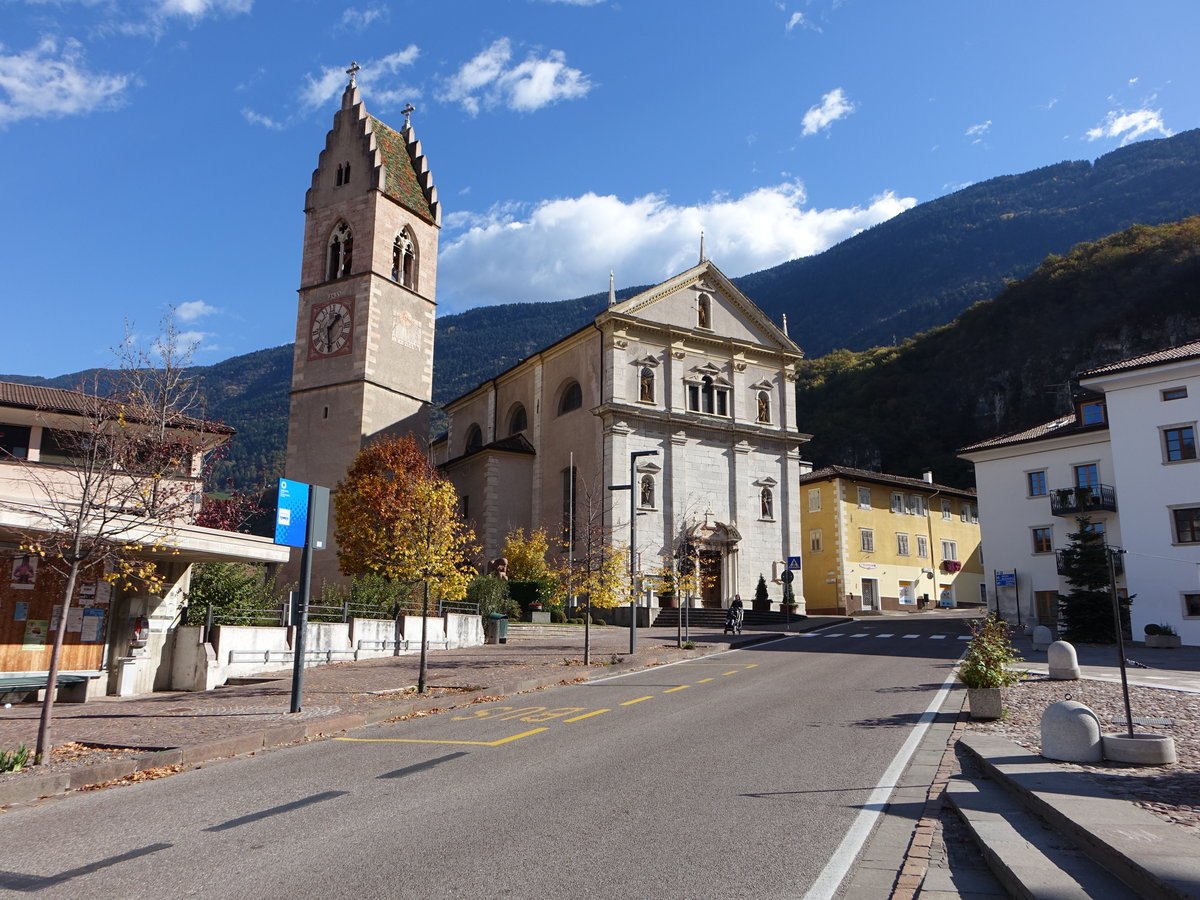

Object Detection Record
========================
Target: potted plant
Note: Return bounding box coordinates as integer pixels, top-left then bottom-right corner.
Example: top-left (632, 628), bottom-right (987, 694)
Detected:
top-left (649, 565), bottom-right (678, 608)
top-left (752, 574), bottom-right (772, 612)
top-left (958, 614), bottom-right (1026, 720)
top-left (780, 580), bottom-right (799, 615)
top-left (1144, 622), bottom-right (1182, 649)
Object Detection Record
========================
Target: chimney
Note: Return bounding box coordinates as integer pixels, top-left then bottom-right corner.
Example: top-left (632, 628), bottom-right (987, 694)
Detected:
top-left (922, 470), bottom-right (934, 484)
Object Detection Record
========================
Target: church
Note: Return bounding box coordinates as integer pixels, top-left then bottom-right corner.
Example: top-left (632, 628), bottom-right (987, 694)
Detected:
top-left (286, 69), bottom-right (810, 610)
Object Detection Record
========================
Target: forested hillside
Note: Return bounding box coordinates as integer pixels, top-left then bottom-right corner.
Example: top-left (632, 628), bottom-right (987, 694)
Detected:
top-left (795, 217), bottom-right (1200, 486)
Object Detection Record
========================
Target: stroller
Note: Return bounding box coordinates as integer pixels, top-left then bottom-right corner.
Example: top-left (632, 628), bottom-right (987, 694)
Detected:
top-left (724, 599), bottom-right (744, 635)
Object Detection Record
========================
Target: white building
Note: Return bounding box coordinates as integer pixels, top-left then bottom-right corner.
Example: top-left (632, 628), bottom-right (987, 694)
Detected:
top-left (433, 261), bottom-right (809, 612)
top-left (959, 340), bottom-right (1200, 642)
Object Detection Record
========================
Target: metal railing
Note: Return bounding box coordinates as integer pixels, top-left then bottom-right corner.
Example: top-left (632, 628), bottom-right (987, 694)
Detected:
top-left (1050, 484), bottom-right (1117, 516)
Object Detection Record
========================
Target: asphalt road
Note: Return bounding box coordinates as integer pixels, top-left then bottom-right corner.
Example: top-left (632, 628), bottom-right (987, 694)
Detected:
top-left (0, 619), bottom-right (970, 899)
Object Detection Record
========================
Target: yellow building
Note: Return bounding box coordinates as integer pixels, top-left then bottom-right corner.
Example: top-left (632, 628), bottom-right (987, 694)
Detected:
top-left (798, 466), bottom-right (985, 615)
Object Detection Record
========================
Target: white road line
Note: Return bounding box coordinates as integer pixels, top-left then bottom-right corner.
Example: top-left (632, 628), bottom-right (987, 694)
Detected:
top-left (801, 658), bottom-right (964, 900)
top-left (902, 635), bottom-right (919, 639)
top-left (877, 634), bottom-right (895, 638)
top-left (851, 633), bottom-right (869, 638)
top-left (930, 635), bottom-right (946, 640)
top-left (957, 636), bottom-right (971, 641)
top-left (825, 633), bottom-right (846, 638)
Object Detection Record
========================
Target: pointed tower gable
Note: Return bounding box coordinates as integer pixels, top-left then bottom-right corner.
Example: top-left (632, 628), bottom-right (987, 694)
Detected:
top-left (603, 261), bottom-right (801, 354)
top-left (368, 115), bottom-right (440, 224)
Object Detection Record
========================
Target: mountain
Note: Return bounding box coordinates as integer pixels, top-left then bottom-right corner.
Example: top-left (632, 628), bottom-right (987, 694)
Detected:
top-left (793, 217), bottom-right (1200, 487)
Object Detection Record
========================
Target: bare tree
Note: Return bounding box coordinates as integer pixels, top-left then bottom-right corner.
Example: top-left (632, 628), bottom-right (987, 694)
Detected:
top-left (1, 315), bottom-right (219, 763)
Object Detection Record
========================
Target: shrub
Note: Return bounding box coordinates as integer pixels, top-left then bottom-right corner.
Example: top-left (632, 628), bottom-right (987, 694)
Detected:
top-left (755, 574), bottom-right (770, 603)
top-left (0, 744), bottom-right (30, 774)
top-left (550, 608), bottom-right (566, 624)
top-left (958, 614), bottom-right (1026, 689)
top-left (1144, 623), bottom-right (1163, 636)
top-left (467, 576), bottom-right (520, 619)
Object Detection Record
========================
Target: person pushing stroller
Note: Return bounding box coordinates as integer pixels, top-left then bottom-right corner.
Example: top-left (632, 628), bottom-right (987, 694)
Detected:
top-left (724, 595), bottom-right (744, 635)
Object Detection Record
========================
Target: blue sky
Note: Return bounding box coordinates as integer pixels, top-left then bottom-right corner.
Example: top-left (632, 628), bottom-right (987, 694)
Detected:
top-left (2, 0), bottom-right (1198, 377)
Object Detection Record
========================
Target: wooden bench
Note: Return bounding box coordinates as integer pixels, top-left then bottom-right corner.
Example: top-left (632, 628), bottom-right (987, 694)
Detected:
top-left (0, 674), bottom-right (95, 703)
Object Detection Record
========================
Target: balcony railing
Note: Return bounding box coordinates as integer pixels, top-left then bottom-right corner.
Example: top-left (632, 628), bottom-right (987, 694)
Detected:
top-left (1055, 549), bottom-right (1123, 576)
top-left (1050, 484), bottom-right (1117, 517)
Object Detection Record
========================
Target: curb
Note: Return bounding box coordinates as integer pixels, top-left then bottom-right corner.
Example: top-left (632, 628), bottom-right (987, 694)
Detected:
top-left (1, 635), bottom-right (775, 807)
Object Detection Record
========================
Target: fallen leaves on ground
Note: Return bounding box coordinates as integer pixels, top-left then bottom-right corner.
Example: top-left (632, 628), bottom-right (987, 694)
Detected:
top-left (76, 765), bottom-right (184, 791)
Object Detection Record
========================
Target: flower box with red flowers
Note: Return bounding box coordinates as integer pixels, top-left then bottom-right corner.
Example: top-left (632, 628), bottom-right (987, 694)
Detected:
top-left (941, 560), bottom-right (963, 573)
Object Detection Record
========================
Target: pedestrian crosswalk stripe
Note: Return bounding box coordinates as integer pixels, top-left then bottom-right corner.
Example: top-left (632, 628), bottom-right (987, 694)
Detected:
top-left (930, 635), bottom-right (946, 640)
top-left (851, 633), bottom-right (869, 638)
top-left (877, 634), bottom-right (894, 638)
top-left (903, 635), bottom-right (919, 639)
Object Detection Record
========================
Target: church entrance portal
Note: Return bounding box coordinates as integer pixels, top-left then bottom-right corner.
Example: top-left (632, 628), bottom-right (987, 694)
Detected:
top-left (700, 550), bottom-right (723, 609)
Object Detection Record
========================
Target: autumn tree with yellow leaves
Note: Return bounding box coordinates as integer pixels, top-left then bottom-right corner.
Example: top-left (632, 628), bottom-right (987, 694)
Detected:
top-left (334, 436), bottom-right (477, 691)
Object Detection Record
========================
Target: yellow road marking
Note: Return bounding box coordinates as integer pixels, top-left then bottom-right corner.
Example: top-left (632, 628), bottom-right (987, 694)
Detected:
top-left (744, 663), bottom-right (758, 668)
top-left (697, 677), bottom-right (714, 683)
top-left (722, 670), bottom-right (739, 676)
top-left (663, 685), bottom-right (689, 693)
top-left (620, 696), bottom-right (654, 706)
top-left (335, 727), bottom-right (548, 747)
top-left (564, 709), bottom-right (610, 722)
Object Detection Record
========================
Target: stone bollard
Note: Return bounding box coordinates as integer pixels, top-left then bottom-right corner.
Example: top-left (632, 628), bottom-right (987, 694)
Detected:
top-left (1047, 640), bottom-right (1081, 680)
top-left (1041, 700), bottom-right (1102, 762)
top-left (1032, 624), bottom-right (1054, 651)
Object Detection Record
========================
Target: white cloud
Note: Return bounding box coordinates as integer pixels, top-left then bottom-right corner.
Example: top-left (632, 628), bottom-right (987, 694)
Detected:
top-left (340, 5), bottom-right (388, 31)
top-left (801, 87), bottom-right (854, 136)
top-left (965, 120), bottom-right (990, 137)
top-left (176, 300), bottom-right (218, 321)
top-left (437, 183), bottom-right (915, 311)
top-left (786, 12), bottom-right (805, 31)
top-left (440, 38), bottom-right (592, 115)
top-left (0, 37), bottom-right (131, 126)
top-left (1085, 107), bottom-right (1172, 145)
top-left (153, 0), bottom-right (252, 18)
top-left (242, 107), bottom-right (282, 129)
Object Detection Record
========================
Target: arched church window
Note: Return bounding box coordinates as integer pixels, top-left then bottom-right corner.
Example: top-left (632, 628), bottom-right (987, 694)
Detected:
top-left (697, 294), bottom-right (712, 329)
top-left (508, 404), bottom-right (528, 435)
top-left (756, 390), bottom-right (771, 424)
top-left (343, 162), bottom-right (351, 182)
top-left (465, 424), bottom-right (483, 453)
top-left (761, 487), bottom-right (774, 520)
top-left (639, 474), bottom-right (655, 509)
top-left (559, 381), bottom-right (583, 415)
top-left (327, 221), bottom-right (353, 280)
top-left (392, 232), bottom-right (416, 288)
top-left (639, 367), bottom-right (654, 403)
top-left (336, 164), bottom-right (343, 186)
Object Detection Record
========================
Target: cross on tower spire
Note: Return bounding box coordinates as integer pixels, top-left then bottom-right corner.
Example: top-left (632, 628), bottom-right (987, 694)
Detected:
top-left (346, 60), bottom-right (361, 86)
top-left (401, 102), bottom-right (415, 129)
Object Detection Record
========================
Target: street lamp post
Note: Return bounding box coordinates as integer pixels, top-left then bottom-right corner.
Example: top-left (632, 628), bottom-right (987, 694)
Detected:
top-left (609, 449), bottom-right (659, 654)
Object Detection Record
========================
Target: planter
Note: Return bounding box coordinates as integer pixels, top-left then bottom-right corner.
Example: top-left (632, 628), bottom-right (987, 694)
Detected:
top-left (1145, 634), bottom-right (1181, 649)
top-left (781, 604), bottom-right (799, 616)
top-left (967, 687), bottom-right (1003, 721)
top-left (752, 600), bottom-right (772, 613)
top-left (658, 594), bottom-right (678, 609)
top-left (1102, 732), bottom-right (1177, 765)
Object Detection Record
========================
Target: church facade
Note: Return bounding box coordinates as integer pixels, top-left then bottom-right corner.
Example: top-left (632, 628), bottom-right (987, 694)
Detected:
top-left (432, 263), bottom-right (810, 611)
top-left (284, 72), bottom-right (440, 588)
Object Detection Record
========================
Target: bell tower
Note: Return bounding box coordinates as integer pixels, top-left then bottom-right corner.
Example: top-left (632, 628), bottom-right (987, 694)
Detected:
top-left (285, 63), bottom-right (440, 587)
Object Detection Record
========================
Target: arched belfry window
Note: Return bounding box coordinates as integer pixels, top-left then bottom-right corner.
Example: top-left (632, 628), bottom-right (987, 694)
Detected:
top-left (639, 367), bottom-right (655, 403)
top-left (392, 231), bottom-right (416, 288)
top-left (760, 487), bottom-right (774, 520)
top-left (559, 381), bottom-right (583, 415)
top-left (335, 161), bottom-right (351, 186)
top-left (327, 221), bottom-right (353, 280)
top-left (508, 404), bottom-right (528, 436)
top-left (465, 424), bottom-right (483, 454)
top-left (756, 390), bottom-right (771, 424)
top-left (697, 294), bottom-right (712, 329)
top-left (639, 474), bottom-right (655, 509)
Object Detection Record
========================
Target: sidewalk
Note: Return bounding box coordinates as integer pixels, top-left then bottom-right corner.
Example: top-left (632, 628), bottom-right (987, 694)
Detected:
top-left (1, 621), bottom-right (841, 805)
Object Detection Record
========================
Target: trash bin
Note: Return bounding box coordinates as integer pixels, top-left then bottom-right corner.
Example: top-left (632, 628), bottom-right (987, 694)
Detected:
top-left (486, 613), bottom-right (508, 644)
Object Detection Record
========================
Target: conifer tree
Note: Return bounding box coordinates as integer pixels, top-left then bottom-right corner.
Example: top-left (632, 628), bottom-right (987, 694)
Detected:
top-left (1056, 516), bottom-right (1127, 643)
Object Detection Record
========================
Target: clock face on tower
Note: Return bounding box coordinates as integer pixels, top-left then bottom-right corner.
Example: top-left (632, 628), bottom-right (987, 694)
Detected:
top-left (308, 297), bottom-right (354, 359)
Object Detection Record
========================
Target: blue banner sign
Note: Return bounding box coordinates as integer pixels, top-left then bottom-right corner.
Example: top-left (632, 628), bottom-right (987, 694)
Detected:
top-left (275, 478), bottom-right (310, 548)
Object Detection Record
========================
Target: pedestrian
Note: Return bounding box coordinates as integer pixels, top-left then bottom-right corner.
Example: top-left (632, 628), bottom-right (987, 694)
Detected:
top-left (725, 595), bottom-right (744, 635)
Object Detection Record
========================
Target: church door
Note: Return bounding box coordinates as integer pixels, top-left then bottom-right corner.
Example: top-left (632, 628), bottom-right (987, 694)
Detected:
top-left (700, 551), bottom-right (722, 608)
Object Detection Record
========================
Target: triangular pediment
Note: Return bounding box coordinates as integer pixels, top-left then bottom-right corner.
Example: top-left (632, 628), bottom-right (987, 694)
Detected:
top-left (600, 260), bottom-right (801, 354)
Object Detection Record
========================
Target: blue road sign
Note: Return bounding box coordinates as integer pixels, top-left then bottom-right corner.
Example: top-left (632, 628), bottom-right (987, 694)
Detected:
top-left (994, 571), bottom-right (1016, 587)
top-left (787, 555), bottom-right (803, 570)
top-left (275, 478), bottom-right (310, 548)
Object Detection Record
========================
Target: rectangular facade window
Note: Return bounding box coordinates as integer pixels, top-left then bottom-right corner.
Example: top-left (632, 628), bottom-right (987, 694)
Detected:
top-left (1173, 507), bottom-right (1200, 544)
top-left (960, 502), bottom-right (969, 522)
top-left (890, 492), bottom-right (904, 514)
top-left (1184, 593), bottom-right (1200, 618)
top-left (1032, 526), bottom-right (1052, 554)
top-left (808, 487), bottom-right (821, 512)
top-left (971, 503), bottom-right (979, 523)
top-left (1027, 470), bottom-right (1047, 496)
top-left (1074, 463), bottom-right (1099, 489)
top-left (1163, 387), bottom-right (1189, 401)
top-left (857, 486), bottom-right (871, 509)
top-left (1035, 590), bottom-right (1059, 626)
top-left (860, 528), bottom-right (875, 553)
top-left (687, 383), bottom-right (700, 411)
top-left (0, 422), bottom-right (31, 459)
top-left (907, 494), bottom-right (926, 516)
top-left (916, 535), bottom-right (929, 558)
top-left (941, 499), bottom-right (952, 520)
top-left (1164, 425), bottom-right (1198, 462)
top-left (896, 533), bottom-right (910, 556)
top-left (941, 540), bottom-right (958, 561)
top-left (898, 581), bottom-right (915, 605)
top-left (37, 429), bottom-right (81, 466)
top-left (1080, 401), bottom-right (1106, 425)
top-left (809, 529), bottom-right (823, 552)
